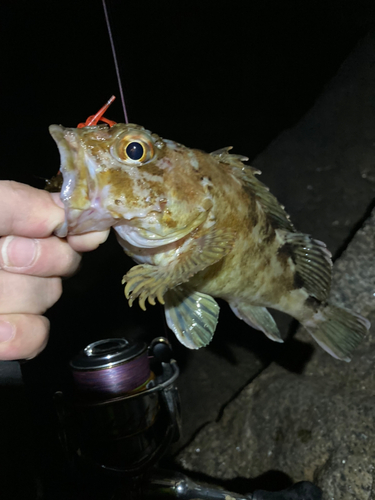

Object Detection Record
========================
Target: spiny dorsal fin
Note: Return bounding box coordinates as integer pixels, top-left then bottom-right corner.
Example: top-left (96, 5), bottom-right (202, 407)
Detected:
top-left (210, 146), bottom-right (251, 166)
top-left (211, 147), bottom-right (294, 232)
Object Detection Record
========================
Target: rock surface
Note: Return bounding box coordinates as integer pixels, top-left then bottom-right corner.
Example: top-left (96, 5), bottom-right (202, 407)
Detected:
top-left (176, 205), bottom-right (375, 498)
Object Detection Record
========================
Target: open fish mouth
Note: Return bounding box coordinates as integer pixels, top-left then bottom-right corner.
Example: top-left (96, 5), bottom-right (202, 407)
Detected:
top-left (49, 124), bottom-right (90, 204)
top-left (49, 124), bottom-right (117, 236)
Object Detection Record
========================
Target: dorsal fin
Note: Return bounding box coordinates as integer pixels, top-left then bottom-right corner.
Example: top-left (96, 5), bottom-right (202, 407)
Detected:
top-left (211, 147), bottom-right (252, 169)
top-left (211, 148), bottom-right (294, 232)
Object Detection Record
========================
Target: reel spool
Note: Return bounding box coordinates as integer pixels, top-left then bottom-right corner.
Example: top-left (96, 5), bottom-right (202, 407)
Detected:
top-left (57, 337), bottom-right (180, 476)
top-left (70, 338), bottom-right (152, 396)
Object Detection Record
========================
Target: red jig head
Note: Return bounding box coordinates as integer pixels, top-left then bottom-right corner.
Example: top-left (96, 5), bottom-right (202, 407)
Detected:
top-left (77, 95), bottom-right (117, 128)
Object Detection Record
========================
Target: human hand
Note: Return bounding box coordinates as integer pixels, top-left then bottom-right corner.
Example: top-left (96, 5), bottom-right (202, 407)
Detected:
top-left (0, 181), bottom-right (110, 360)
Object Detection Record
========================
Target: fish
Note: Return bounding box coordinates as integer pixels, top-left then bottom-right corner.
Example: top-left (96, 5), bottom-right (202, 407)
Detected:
top-left (49, 121), bottom-right (370, 361)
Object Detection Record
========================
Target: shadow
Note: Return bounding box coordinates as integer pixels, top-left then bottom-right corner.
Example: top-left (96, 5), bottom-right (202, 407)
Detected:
top-left (225, 470), bottom-right (294, 494)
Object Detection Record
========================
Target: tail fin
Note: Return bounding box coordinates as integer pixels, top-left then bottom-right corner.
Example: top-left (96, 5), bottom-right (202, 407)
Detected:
top-left (303, 303), bottom-right (370, 361)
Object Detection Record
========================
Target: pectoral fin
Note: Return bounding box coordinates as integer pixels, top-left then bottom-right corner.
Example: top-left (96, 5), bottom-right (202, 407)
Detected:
top-left (164, 286), bottom-right (220, 349)
top-left (122, 227), bottom-right (235, 310)
top-left (230, 302), bottom-right (283, 342)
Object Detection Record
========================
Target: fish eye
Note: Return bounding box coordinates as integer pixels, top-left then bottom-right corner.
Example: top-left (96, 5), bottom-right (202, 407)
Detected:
top-left (113, 133), bottom-right (155, 165)
top-left (126, 141), bottom-right (145, 161)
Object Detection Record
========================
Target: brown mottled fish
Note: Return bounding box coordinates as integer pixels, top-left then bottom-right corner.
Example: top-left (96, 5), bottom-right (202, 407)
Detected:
top-left (49, 122), bottom-right (370, 361)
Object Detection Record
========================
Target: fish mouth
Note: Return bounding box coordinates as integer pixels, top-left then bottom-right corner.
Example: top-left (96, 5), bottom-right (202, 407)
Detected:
top-left (49, 124), bottom-right (86, 199)
top-left (49, 124), bottom-right (117, 236)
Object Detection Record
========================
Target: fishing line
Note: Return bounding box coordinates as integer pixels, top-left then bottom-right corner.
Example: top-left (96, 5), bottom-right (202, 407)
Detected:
top-left (102, 0), bottom-right (129, 124)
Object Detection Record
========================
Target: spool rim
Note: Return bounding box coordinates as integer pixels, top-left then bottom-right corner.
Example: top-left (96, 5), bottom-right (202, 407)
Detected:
top-left (70, 338), bottom-right (147, 371)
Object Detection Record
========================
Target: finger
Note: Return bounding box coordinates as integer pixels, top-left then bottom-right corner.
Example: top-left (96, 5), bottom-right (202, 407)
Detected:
top-left (0, 181), bottom-right (64, 238)
top-left (0, 272), bottom-right (62, 314)
top-left (0, 181), bottom-right (110, 250)
top-left (0, 314), bottom-right (50, 360)
top-left (67, 229), bottom-right (110, 252)
top-left (0, 235), bottom-right (81, 277)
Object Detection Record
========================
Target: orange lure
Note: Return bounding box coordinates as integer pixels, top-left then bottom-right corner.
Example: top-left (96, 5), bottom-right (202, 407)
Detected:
top-left (77, 95), bottom-right (117, 128)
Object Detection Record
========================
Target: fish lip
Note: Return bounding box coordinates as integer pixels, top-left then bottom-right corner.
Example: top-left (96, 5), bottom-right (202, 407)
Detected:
top-left (49, 125), bottom-right (84, 203)
top-left (49, 124), bottom-right (65, 143)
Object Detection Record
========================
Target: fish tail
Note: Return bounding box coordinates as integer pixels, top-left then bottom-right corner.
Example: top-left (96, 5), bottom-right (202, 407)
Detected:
top-left (302, 302), bottom-right (370, 361)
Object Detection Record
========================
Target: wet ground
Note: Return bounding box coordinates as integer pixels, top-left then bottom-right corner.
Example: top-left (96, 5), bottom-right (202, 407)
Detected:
top-left (1, 1), bottom-right (375, 498)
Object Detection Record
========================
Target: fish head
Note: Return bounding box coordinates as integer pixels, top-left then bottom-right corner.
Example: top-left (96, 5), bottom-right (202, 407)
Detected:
top-left (49, 123), bottom-right (213, 247)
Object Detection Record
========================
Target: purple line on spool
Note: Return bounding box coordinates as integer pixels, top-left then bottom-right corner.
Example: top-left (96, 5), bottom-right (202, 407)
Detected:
top-left (70, 338), bottom-right (150, 396)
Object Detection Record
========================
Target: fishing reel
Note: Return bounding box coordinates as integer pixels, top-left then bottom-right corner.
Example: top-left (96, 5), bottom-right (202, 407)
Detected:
top-left (55, 337), bottom-right (322, 500)
top-left (55, 336), bottom-right (180, 477)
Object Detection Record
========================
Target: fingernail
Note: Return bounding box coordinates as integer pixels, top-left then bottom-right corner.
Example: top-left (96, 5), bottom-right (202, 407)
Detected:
top-left (1, 236), bottom-right (39, 268)
top-left (0, 320), bottom-right (15, 343)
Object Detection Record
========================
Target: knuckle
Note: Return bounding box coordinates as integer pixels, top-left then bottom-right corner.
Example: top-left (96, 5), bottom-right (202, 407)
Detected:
top-left (0, 314), bottom-right (50, 361)
top-left (67, 229), bottom-right (110, 252)
top-left (0, 273), bottom-right (63, 315)
top-left (45, 278), bottom-right (63, 309)
top-left (61, 245), bottom-right (81, 277)
top-left (26, 316), bottom-right (50, 359)
top-left (27, 237), bottom-right (81, 277)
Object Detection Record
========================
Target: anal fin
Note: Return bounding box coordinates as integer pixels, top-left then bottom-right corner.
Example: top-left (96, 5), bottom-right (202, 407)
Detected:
top-left (229, 302), bottom-right (283, 343)
top-left (164, 286), bottom-right (220, 349)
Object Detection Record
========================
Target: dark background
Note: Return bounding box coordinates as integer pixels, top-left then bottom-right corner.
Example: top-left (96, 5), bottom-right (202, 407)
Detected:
top-left (1, 0), bottom-right (375, 498)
